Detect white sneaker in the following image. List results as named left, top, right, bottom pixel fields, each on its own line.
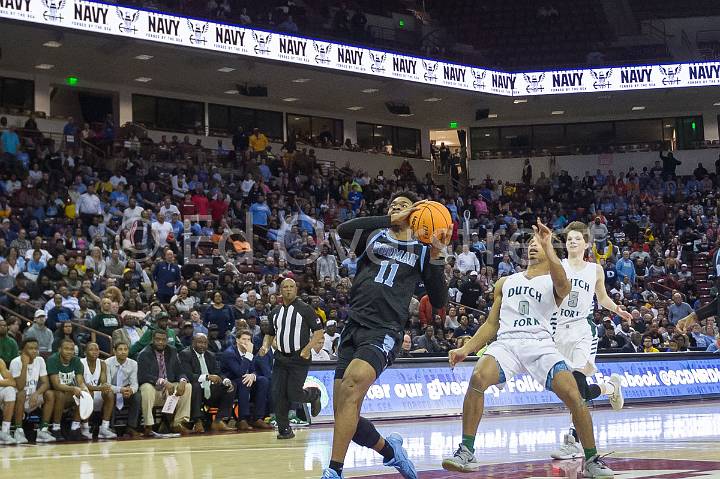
left=0, top=431, right=16, bottom=445
left=551, top=433, right=584, bottom=459
left=35, top=429, right=56, bottom=443
left=80, top=427, right=94, bottom=440
left=98, top=426, right=117, bottom=439
left=13, top=428, right=28, bottom=445
left=583, top=454, right=614, bottom=478
left=442, top=444, right=481, bottom=472
left=607, top=374, right=624, bottom=410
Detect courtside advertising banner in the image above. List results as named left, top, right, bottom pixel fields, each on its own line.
left=1, top=0, right=720, bottom=96
left=307, top=356, right=720, bottom=420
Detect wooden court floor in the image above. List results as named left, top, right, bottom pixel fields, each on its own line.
left=1, top=401, right=719, bottom=478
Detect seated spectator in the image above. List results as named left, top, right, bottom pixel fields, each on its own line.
left=170, top=285, right=196, bottom=313
left=322, top=320, right=340, bottom=357
left=23, top=310, right=53, bottom=354
left=204, top=291, right=235, bottom=341
left=46, top=338, right=90, bottom=441
left=137, top=329, right=192, bottom=436
left=51, top=322, right=80, bottom=354
left=178, top=333, right=234, bottom=433
left=90, top=297, right=120, bottom=354
left=47, top=293, right=74, bottom=331
left=79, top=343, right=116, bottom=439
left=310, top=333, right=331, bottom=361
left=668, top=293, right=693, bottom=325
left=178, top=321, right=195, bottom=349
left=689, top=323, right=714, bottom=349
left=221, top=329, right=272, bottom=431
left=598, top=326, right=626, bottom=350
left=130, top=312, right=182, bottom=358
left=105, top=341, right=142, bottom=438
left=413, top=326, right=442, bottom=354
left=9, top=338, right=53, bottom=443
left=0, top=318, right=18, bottom=366
left=642, top=335, right=660, bottom=353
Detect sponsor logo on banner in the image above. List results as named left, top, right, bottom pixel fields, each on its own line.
left=490, top=72, right=517, bottom=95
left=42, top=0, right=65, bottom=21
left=660, top=65, right=682, bottom=85
left=116, top=7, right=139, bottom=34
left=213, top=25, right=247, bottom=53
left=72, top=0, right=110, bottom=31
left=252, top=31, right=272, bottom=55
left=471, top=69, right=487, bottom=90
left=146, top=13, right=181, bottom=42
left=278, top=37, right=309, bottom=63
left=391, top=56, right=418, bottom=80
left=422, top=60, right=439, bottom=82
left=369, top=52, right=386, bottom=73
left=550, top=71, right=584, bottom=92
left=0, top=0, right=33, bottom=19
left=442, top=64, right=466, bottom=87
left=687, top=63, right=720, bottom=85
left=523, top=72, right=545, bottom=94
left=336, top=46, right=365, bottom=72
left=591, top=69, right=612, bottom=89
left=313, top=41, right=332, bottom=64
left=619, top=66, right=655, bottom=88
left=186, top=19, right=208, bottom=45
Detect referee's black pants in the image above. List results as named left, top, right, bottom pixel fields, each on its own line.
left=272, top=351, right=317, bottom=431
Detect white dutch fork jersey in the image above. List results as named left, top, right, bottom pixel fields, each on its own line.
left=552, top=259, right=597, bottom=331
left=498, top=271, right=559, bottom=340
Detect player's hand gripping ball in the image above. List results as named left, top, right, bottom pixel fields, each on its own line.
left=409, top=201, right=453, bottom=245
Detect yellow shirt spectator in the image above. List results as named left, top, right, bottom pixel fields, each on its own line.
left=249, top=130, right=269, bottom=153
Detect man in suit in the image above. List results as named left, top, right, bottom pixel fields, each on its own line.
left=222, top=329, right=273, bottom=431
left=178, top=334, right=234, bottom=433
left=621, top=332, right=643, bottom=353
left=137, top=329, right=192, bottom=436
left=112, top=315, right=143, bottom=350
left=105, top=341, right=142, bottom=438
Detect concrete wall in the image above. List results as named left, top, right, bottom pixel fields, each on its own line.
left=468, top=148, right=720, bottom=183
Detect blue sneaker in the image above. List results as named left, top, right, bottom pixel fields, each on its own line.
left=320, top=468, right=343, bottom=479
left=383, top=433, right=418, bottom=479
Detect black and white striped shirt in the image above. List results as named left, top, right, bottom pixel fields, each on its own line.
left=268, top=299, right=323, bottom=354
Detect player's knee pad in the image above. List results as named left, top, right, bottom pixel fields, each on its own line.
left=572, top=370, right=590, bottom=399
left=352, top=416, right=381, bottom=449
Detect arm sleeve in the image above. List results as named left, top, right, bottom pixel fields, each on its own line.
left=267, top=308, right=278, bottom=336
left=421, top=248, right=448, bottom=309
left=336, top=216, right=391, bottom=256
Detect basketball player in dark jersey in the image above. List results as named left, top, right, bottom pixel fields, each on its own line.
left=321, top=191, right=448, bottom=479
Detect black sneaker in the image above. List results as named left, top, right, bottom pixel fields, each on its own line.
left=309, top=389, right=322, bottom=417
left=67, top=428, right=87, bottom=442
left=277, top=427, right=295, bottom=440
left=50, top=429, right=66, bottom=442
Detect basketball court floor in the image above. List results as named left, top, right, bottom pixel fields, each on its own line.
left=1, top=401, right=718, bottom=478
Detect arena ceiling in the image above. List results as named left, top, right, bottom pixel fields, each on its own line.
left=1, top=21, right=720, bottom=128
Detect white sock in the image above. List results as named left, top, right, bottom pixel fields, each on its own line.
left=1, top=421, right=9, bottom=433
left=599, top=381, right=615, bottom=397
left=71, top=421, right=81, bottom=431
left=101, top=420, right=110, bottom=429
left=81, top=422, right=90, bottom=431
left=52, top=423, right=61, bottom=431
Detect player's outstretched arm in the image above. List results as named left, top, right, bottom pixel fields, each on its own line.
left=336, top=216, right=392, bottom=240
left=533, top=219, right=570, bottom=305
left=594, top=264, right=632, bottom=321
left=449, top=277, right=505, bottom=367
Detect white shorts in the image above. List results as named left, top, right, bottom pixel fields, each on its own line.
left=554, top=320, right=599, bottom=376
left=0, top=386, right=17, bottom=403
left=484, top=336, right=569, bottom=391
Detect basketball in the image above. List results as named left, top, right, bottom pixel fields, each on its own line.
left=409, top=201, right=453, bottom=244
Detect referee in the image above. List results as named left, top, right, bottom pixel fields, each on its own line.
left=259, top=278, right=324, bottom=439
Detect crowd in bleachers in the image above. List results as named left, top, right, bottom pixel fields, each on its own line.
left=0, top=111, right=718, bottom=444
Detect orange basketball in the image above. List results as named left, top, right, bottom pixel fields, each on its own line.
left=409, top=201, right=453, bottom=245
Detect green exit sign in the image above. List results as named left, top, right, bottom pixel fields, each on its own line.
left=66, top=76, right=79, bottom=86
left=449, top=121, right=458, bottom=129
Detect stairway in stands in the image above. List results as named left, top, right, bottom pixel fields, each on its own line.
left=694, top=251, right=712, bottom=304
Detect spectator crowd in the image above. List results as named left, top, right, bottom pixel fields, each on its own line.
left=0, top=108, right=718, bottom=445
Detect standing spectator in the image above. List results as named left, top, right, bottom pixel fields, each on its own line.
left=23, top=310, right=53, bottom=354
left=151, top=213, right=174, bottom=250
left=250, top=195, right=272, bottom=227
left=10, top=338, right=54, bottom=443
left=456, top=244, right=480, bottom=274
left=249, top=128, right=269, bottom=157
left=232, top=126, right=249, bottom=157
left=153, top=249, right=181, bottom=303
left=589, top=216, right=609, bottom=251
left=204, top=291, right=236, bottom=341
left=668, top=293, right=694, bottom=325
left=1, top=125, right=20, bottom=162
left=137, top=329, right=192, bottom=436
left=521, top=159, right=532, bottom=185
left=350, top=8, right=367, bottom=38
left=105, top=341, right=142, bottom=438
left=222, top=329, right=273, bottom=431
left=0, top=318, right=18, bottom=365
left=615, top=250, right=636, bottom=284
left=340, top=251, right=358, bottom=278
left=46, top=338, right=89, bottom=441
left=76, top=184, right=103, bottom=231
left=660, top=150, right=681, bottom=179
left=178, top=334, right=234, bottom=433
left=259, top=278, right=322, bottom=439
left=316, top=246, right=339, bottom=283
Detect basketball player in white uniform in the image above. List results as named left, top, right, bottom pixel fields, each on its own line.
left=442, top=220, right=614, bottom=478
left=80, top=343, right=116, bottom=439
left=551, top=221, right=632, bottom=460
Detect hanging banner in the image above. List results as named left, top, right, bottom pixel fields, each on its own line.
left=2, top=0, right=720, bottom=97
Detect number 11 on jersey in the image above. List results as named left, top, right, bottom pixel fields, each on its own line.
left=374, top=260, right=399, bottom=287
